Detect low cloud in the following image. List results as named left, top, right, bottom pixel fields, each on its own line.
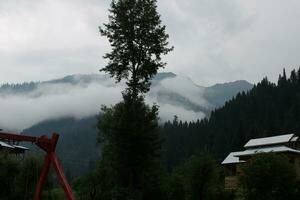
left=0, top=82, right=122, bottom=131
left=158, top=104, right=205, bottom=123
left=0, top=74, right=210, bottom=131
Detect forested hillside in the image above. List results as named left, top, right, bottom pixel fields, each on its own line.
left=21, top=68, right=300, bottom=176
left=163, top=68, right=300, bottom=168
left=22, top=117, right=99, bottom=177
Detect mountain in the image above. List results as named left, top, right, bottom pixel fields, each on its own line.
left=0, top=73, right=253, bottom=131
left=204, top=80, right=253, bottom=108
left=3, top=73, right=253, bottom=177
left=22, top=116, right=99, bottom=178
left=163, top=68, right=300, bottom=168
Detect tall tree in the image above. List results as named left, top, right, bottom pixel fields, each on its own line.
left=97, top=0, right=173, bottom=199
left=100, top=0, right=173, bottom=97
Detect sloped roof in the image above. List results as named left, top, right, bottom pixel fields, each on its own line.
left=291, top=136, right=299, bottom=142
left=222, top=145, right=300, bottom=165
left=236, top=145, right=300, bottom=157
left=0, top=142, right=29, bottom=151
left=0, top=141, right=14, bottom=149
left=13, top=145, right=29, bottom=150
left=221, top=152, right=245, bottom=165
left=244, top=134, right=294, bottom=148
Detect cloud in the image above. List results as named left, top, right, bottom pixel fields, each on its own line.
left=148, top=75, right=212, bottom=108
left=158, top=104, right=205, bottom=123
left=2, top=0, right=300, bottom=86
left=0, top=81, right=123, bottom=131
left=159, top=0, right=300, bottom=85
left=0, top=74, right=212, bottom=131
left=0, top=0, right=110, bottom=83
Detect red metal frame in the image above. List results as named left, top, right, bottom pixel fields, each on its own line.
left=0, top=132, right=76, bottom=200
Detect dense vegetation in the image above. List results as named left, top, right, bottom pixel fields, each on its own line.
left=22, top=116, right=99, bottom=179
left=239, top=153, right=300, bottom=200
left=0, top=152, right=63, bottom=200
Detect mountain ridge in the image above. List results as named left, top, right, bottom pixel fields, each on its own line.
left=0, top=72, right=253, bottom=132
left=13, top=73, right=253, bottom=178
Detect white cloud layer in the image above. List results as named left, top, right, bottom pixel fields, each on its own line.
left=0, top=74, right=208, bottom=131
left=0, top=82, right=122, bottom=131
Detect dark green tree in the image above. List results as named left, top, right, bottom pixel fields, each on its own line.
left=96, top=0, right=173, bottom=199
left=183, top=153, right=222, bottom=200
left=97, top=95, right=165, bottom=199
left=0, top=152, right=19, bottom=199
left=166, top=153, right=222, bottom=200
left=100, top=0, right=173, bottom=97
left=15, top=155, right=45, bottom=199
left=0, top=153, right=53, bottom=200
left=239, top=153, right=300, bottom=200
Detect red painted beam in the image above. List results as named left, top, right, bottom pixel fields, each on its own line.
left=0, top=132, right=38, bottom=143
left=51, top=152, right=76, bottom=200
left=0, top=132, right=76, bottom=200
left=33, top=154, right=51, bottom=200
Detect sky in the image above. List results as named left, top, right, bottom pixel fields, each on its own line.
left=1, top=0, right=300, bottom=86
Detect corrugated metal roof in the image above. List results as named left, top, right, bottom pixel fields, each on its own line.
left=0, top=141, right=15, bottom=149
left=291, top=136, right=299, bottom=142
left=236, top=145, right=300, bottom=157
left=222, top=145, right=300, bottom=165
left=13, top=145, right=29, bottom=150
left=244, top=134, right=294, bottom=148
left=221, top=152, right=246, bottom=165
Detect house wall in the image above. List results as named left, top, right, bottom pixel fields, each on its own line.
left=224, top=164, right=242, bottom=190
left=294, top=156, right=300, bottom=179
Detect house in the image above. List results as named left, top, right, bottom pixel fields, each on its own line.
left=222, top=133, right=300, bottom=190
left=0, top=140, right=29, bottom=155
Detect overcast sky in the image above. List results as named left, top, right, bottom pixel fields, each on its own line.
left=1, top=0, right=300, bottom=86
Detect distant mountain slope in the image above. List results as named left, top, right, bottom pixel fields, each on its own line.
left=15, top=73, right=253, bottom=177
left=0, top=73, right=253, bottom=131
left=22, top=116, right=99, bottom=178
left=204, top=80, right=253, bottom=108
left=163, top=68, right=300, bottom=168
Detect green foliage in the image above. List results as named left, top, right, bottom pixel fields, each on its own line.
left=97, top=94, right=163, bottom=199
left=183, top=154, right=222, bottom=200
left=73, top=171, right=102, bottom=200
left=15, top=155, right=44, bottom=199
left=239, top=153, right=300, bottom=200
left=0, top=152, right=19, bottom=199
left=0, top=152, right=55, bottom=200
left=23, top=116, right=99, bottom=178
left=100, top=0, right=173, bottom=95
left=166, top=153, right=223, bottom=200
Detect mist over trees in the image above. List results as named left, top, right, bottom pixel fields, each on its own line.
left=163, top=68, right=300, bottom=167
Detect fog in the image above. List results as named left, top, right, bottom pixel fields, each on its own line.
left=0, top=74, right=208, bottom=131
